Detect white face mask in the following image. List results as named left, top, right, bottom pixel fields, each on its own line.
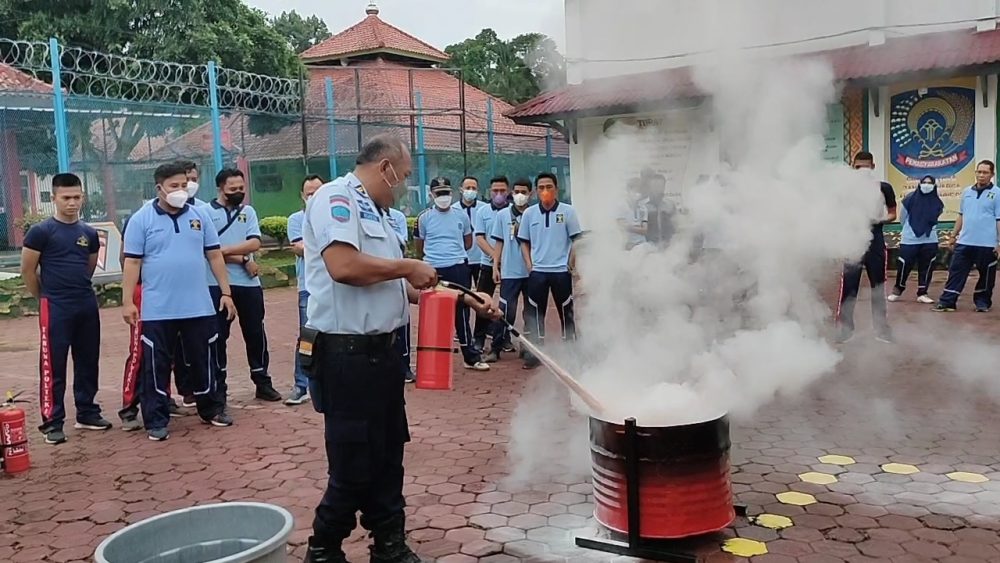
left=919, top=183, right=935, bottom=194
left=186, top=180, right=199, bottom=199
left=512, top=193, right=530, bottom=207
left=165, top=190, right=189, bottom=209
left=434, top=194, right=453, bottom=209
left=462, top=189, right=478, bottom=202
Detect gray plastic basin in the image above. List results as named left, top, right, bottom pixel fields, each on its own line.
left=94, top=502, right=294, bottom=563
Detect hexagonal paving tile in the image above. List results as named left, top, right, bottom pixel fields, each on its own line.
left=721, top=537, right=769, bottom=557
left=751, top=513, right=794, bottom=530
left=881, top=463, right=920, bottom=475
left=818, top=454, right=856, bottom=465
left=799, top=472, right=838, bottom=485
left=776, top=491, right=818, bottom=506
left=947, top=471, right=989, bottom=483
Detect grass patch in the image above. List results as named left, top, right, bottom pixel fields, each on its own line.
left=259, top=248, right=296, bottom=269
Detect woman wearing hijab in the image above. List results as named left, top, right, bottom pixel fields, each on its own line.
left=889, top=175, right=944, bottom=303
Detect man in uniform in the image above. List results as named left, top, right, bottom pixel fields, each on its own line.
left=21, top=173, right=112, bottom=444
left=205, top=168, right=283, bottom=403
left=472, top=176, right=510, bottom=357
left=122, top=162, right=236, bottom=441
left=485, top=178, right=533, bottom=362
left=455, top=176, right=486, bottom=288
left=518, top=172, right=583, bottom=369
left=302, top=135, right=498, bottom=563
left=285, top=174, right=325, bottom=405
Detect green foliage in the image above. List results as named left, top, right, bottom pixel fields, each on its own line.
left=14, top=212, right=49, bottom=234
left=259, top=216, right=289, bottom=247
left=272, top=10, right=332, bottom=53
left=444, top=29, right=566, bottom=104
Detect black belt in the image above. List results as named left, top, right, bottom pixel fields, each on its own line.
left=320, top=332, right=396, bottom=355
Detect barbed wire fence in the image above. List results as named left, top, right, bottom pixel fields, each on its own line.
left=0, top=37, right=567, bottom=258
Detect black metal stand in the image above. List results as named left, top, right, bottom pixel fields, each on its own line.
left=575, top=417, right=747, bottom=563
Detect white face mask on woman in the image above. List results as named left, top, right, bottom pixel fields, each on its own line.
left=919, top=183, right=935, bottom=194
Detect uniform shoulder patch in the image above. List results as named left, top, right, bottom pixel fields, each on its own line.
left=330, top=194, right=352, bottom=223
left=76, top=235, right=90, bottom=247
left=556, top=213, right=565, bottom=223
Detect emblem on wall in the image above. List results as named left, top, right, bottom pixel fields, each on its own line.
left=889, top=86, right=975, bottom=178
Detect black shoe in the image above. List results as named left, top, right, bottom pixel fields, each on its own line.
left=181, top=394, right=197, bottom=408
left=932, top=303, right=956, bottom=312
left=44, top=428, right=67, bottom=445
left=500, top=342, right=516, bottom=353
left=303, top=536, right=349, bottom=563
left=522, top=356, right=541, bottom=370
left=74, top=416, right=113, bottom=431
left=482, top=351, right=500, bottom=363
left=202, top=412, right=234, bottom=427
left=168, top=400, right=184, bottom=418
left=874, top=331, right=895, bottom=344
left=255, top=384, right=283, bottom=402
left=404, top=369, right=416, bottom=384
left=369, top=517, right=423, bottom=563
left=833, top=329, right=854, bottom=344
left=976, top=306, right=992, bottom=313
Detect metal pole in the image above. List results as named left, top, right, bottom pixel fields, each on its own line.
left=299, top=68, right=308, bottom=172
left=458, top=71, right=467, bottom=175
left=207, top=61, right=225, bottom=172
left=48, top=38, right=70, bottom=173
left=416, top=92, right=427, bottom=210
left=487, top=98, right=496, bottom=179
left=325, top=78, right=338, bottom=178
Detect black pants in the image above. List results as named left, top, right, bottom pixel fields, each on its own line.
left=210, top=285, right=273, bottom=400
left=473, top=265, right=498, bottom=347
left=37, top=296, right=101, bottom=431
left=312, top=334, right=409, bottom=545
left=491, top=277, right=530, bottom=348
left=140, top=316, right=223, bottom=430
left=393, top=322, right=411, bottom=373
left=469, top=264, right=483, bottom=291
left=435, top=263, right=481, bottom=364
left=838, top=241, right=888, bottom=334
left=524, top=271, right=576, bottom=343
left=939, top=244, right=998, bottom=309
left=894, top=243, right=938, bottom=296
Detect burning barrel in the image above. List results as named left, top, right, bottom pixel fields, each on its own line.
left=589, top=414, right=735, bottom=539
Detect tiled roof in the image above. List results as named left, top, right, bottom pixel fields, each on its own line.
left=0, top=62, right=52, bottom=94
left=300, top=9, right=448, bottom=64
left=507, top=27, right=1000, bottom=121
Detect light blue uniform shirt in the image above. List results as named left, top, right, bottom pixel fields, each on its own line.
left=416, top=206, right=472, bottom=269
left=303, top=173, right=409, bottom=334
left=898, top=202, right=938, bottom=245
left=123, top=201, right=220, bottom=322
left=517, top=202, right=583, bottom=273
left=288, top=209, right=306, bottom=291
left=387, top=208, right=409, bottom=246
left=474, top=203, right=505, bottom=266
left=203, top=201, right=262, bottom=287
left=490, top=206, right=530, bottom=280
left=957, top=184, right=1000, bottom=248
left=453, top=200, right=485, bottom=264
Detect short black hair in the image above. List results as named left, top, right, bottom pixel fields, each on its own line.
left=430, top=176, right=452, bottom=191
left=512, top=178, right=533, bottom=190
left=462, top=175, right=479, bottom=185
left=535, top=172, right=558, bottom=187
left=356, top=134, right=407, bottom=165
left=853, top=151, right=875, bottom=163
left=303, top=174, right=325, bottom=186
left=154, top=162, right=188, bottom=184
left=979, top=159, right=996, bottom=173
left=178, top=160, right=198, bottom=173
left=215, top=168, right=245, bottom=188
left=51, top=173, right=83, bottom=194
left=489, top=176, right=509, bottom=187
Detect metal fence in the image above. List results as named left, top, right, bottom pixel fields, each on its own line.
left=0, top=38, right=568, bottom=258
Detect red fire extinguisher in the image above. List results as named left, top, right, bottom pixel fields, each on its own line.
left=415, top=289, right=459, bottom=390
left=0, top=391, right=30, bottom=475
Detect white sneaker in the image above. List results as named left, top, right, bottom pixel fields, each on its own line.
left=917, top=295, right=934, bottom=304
left=464, top=361, right=490, bottom=371
left=887, top=294, right=901, bottom=302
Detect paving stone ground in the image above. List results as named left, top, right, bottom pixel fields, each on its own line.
left=2, top=281, right=1000, bottom=562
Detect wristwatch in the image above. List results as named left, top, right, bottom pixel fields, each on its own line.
left=242, top=255, right=250, bottom=264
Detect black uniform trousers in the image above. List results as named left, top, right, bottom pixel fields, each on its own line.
left=469, top=264, right=484, bottom=291
left=435, top=263, right=481, bottom=365
left=939, top=244, right=998, bottom=309
left=37, top=296, right=101, bottom=432
left=140, top=315, right=224, bottom=430
left=473, top=265, right=498, bottom=347
left=523, top=270, right=577, bottom=343
left=210, top=285, right=273, bottom=401
left=838, top=237, right=889, bottom=334
left=490, top=277, right=530, bottom=349
left=312, top=334, right=410, bottom=544
left=894, top=243, right=938, bottom=297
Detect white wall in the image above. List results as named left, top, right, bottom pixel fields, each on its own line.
left=567, top=0, right=999, bottom=81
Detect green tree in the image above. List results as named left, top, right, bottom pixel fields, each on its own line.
left=444, top=29, right=566, bottom=105
left=272, top=10, right=332, bottom=54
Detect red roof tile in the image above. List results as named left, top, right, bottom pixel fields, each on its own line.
left=507, top=27, right=1000, bottom=121
left=0, top=62, right=52, bottom=94
left=300, top=8, right=448, bottom=64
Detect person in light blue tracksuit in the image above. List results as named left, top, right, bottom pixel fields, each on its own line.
left=889, top=175, right=943, bottom=304
left=285, top=175, right=324, bottom=405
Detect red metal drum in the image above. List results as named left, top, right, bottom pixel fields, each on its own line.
left=589, top=414, right=735, bottom=539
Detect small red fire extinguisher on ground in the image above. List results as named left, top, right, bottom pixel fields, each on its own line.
left=1, top=391, right=31, bottom=475
left=415, top=288, right=460, bottom=390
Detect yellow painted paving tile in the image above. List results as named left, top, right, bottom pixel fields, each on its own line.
left=947, top=471, right=989, bottom=483
left=751, top=513, right=794, bottom=530
left=722, top=538, right=768, bottom=557
left=799, top=472, right=838, bottom=485
left=776, top=491, right=817, bottom=506
left=818, top=454, right=855, bottom=465
left=881, top=463, right=919, bottom=475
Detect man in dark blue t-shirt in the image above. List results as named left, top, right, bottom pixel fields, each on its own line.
left=20, top=173, right=112, bottom=445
